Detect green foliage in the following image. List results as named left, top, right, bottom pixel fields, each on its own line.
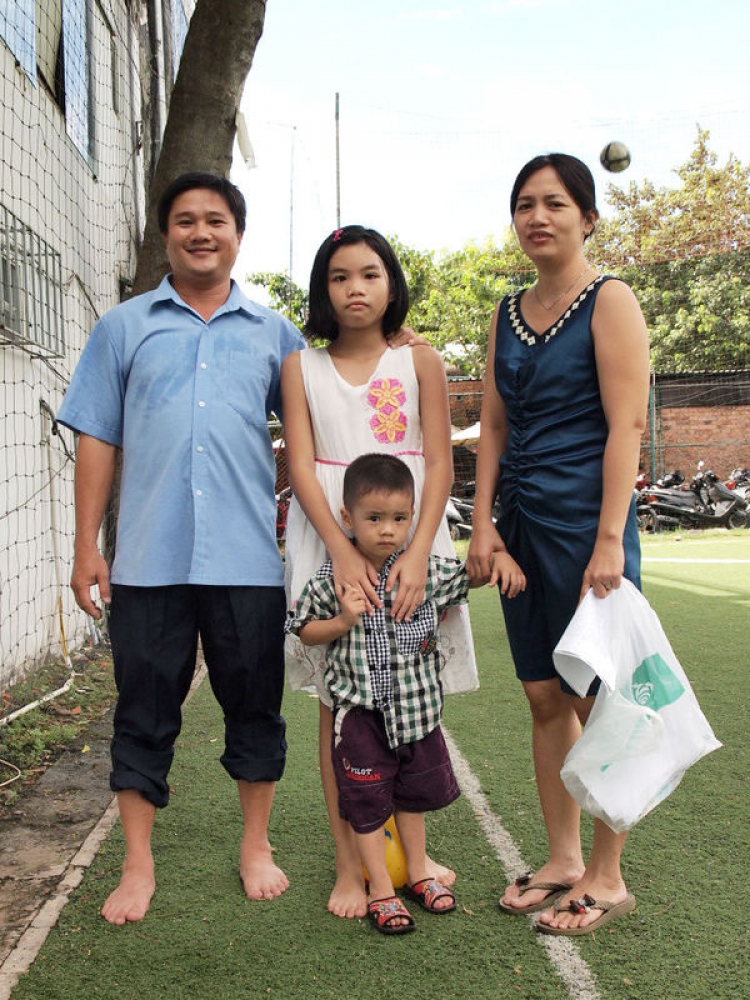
left=394, top=236, right=533, bottom=376
left=591, top=128, right=750, bottom=372
left=248, top=271, right=309, bottom=331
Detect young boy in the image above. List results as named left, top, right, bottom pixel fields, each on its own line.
left=285, top=454, right=523, bottom=934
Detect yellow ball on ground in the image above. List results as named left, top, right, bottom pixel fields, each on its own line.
left=362, top=815, right=408, bottom=888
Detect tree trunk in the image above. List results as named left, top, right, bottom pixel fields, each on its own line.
left=132, top=0, right=266, bottom=296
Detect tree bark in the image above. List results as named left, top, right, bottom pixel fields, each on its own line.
left=132, top=0, right=266, bottom=296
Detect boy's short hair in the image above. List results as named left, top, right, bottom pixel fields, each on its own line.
left=157, top=172, right=247, bottom=234
left=343, top=454, right=415, bottom=510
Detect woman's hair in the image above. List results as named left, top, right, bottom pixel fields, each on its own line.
left=510, top=153, right=598, bottom=237
left=343, top=453, right=415, bottom=510
left=305, top=225, right=410, bottom=341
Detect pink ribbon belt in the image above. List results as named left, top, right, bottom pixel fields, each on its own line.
left=315, top=451, right=424, bottom=467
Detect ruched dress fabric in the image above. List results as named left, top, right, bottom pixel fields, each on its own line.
left=284, top=345, right=478, bottom=701
left=493, top=277, right=641, bottom=689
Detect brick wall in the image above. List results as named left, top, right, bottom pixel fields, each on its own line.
left=448, top=385, right=750, bottom=482
left=643, top=405, right=750, bottom=478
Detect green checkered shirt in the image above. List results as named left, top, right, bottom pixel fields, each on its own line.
left=285, top=554, right=469, bottom=749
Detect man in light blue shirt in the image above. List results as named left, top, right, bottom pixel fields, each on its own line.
left=58, top=172, right=304, bottom=925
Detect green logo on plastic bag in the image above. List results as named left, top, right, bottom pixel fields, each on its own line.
left=629, top=653, right=685, bottom=710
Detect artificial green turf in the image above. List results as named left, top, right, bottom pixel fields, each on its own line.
left=447, top=531, right=750, bottom=1000
left=11, top=531, right=750, bottom=1000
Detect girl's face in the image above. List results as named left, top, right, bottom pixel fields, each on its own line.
left=327, top=242, right=392, bottom=333
left=512, top=166, right=595, bottom=264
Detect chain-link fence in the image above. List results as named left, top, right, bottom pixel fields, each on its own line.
left=0, top=1, right=193, bottom=691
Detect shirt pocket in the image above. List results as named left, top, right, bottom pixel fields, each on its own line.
left=218, top=350, right=271, bottom=427
left=395, top=602, right=437, bottom=658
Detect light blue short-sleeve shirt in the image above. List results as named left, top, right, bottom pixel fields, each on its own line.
left=58, top=277, right=304, bottom=587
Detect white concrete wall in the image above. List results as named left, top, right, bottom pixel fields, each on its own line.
left=0, top=1, right=144, bottom=686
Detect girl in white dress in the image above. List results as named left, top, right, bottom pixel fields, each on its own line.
left=281, top=226, right=478, bottom=920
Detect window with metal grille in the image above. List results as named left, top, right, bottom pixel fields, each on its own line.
left=0, top=204, right=65, bottom=357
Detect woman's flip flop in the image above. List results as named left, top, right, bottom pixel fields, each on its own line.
left=536, top=892, right=636, bottom=936
left=498, top=871, right=573, bottom=915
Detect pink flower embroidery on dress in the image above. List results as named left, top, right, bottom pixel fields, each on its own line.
left=370, top=408, right=407, bottom=444
left=366, top=377, right=408, bottom=443
left=367, top=378, right=406, bottom=411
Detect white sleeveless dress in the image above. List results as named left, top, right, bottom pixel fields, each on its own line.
left=284, top=345, right=478, bottom=700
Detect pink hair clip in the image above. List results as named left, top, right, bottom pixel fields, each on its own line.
left=332, top=228, right=343, bottom=241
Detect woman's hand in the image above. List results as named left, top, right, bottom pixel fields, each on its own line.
left=386, top=325, right=430, bottom=348
left=488, top=551, right=526, bottom=597
left=580, top=536, right=625, bottom=602
left=331, top=544, right=381, bottom=614
left=467, top=520, right=507, bottom=585
left=385, top=548, right=428, bottom=622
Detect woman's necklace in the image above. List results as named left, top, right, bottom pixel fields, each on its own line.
left=533, top=264, right=592, bottom=312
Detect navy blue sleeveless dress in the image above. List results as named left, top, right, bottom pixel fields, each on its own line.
left=493, top=276, right=641, bottom=692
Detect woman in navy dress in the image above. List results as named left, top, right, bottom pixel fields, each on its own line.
left=467, top=154, right=650, bottom=935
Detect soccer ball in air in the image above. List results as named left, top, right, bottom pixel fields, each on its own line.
left=600, top=141, right=631, bottom=173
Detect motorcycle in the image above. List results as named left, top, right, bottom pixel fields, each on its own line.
left=446, top=496, right=473, bottom=540
left=704, top=470, right=749, bottom=528
left=637, top=461, right=748, bottom=531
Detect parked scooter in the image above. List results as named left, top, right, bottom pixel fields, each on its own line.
left=704, top=469, right=749, bottom=527
left=637, top=461, right=748, bottom=530
left=446, top=496, right=474, bottom=539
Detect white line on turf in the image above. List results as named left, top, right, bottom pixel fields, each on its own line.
left=643, top=557, right=750, bottom=563
left=442, top=728, right=603, bottom=1000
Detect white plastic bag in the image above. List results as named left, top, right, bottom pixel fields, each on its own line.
left=553, top=580, right=721, bottom=832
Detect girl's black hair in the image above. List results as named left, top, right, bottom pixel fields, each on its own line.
left=510, top=153, right=598, bottom=238
left=305, top=225, right=410, bottom=341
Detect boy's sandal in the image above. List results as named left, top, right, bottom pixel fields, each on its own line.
left=367, top=896, right=416, bottom=935
left=498, top=871, right=573, bottom=915
left=536, top=892, right=636, bottom=936
left=404, top=878, right=456, bottom=914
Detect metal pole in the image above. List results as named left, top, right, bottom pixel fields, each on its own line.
left=289, top=126, right=295, bottom=318
left=649, top=370, right=657, bottom=482
left=335, top=92, right=341, bottom=226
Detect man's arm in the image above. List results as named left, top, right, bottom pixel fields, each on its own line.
left=70, top=434, right=118, bottom=618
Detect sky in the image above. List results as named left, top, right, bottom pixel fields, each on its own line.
left=232, top=0, right=750, bottom=295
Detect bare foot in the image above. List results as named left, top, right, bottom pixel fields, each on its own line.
left=240, top=840, right=289, bottom=901
left=101, top=860, right=155, bottom=925
left=427, top=856, right=456, bottom=889
left=328, top=868, right=368, bottom=919
left=501, top=861, right=584, bottom=911
left=537, top=874, right=630, bottom=931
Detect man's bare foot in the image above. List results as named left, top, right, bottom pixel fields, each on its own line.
left=427, top=856, right=456, bottom=889
left=500, top=861, right=584, bottom=912
left=101, top=860, right=155, bottom=925
left=537, top=874, right=630, bottom=932
left=240, top=839, right=289, bottom=901
left=328, top=868, right=368, bottom=919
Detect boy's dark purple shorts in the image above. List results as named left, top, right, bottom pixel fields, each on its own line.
left=331, top=706, right=460, bottom=834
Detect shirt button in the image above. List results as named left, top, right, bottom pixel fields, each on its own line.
left=198, top=400, right=206, bottom=407
left=200, top=362, right=207, bottom=370
left=196, top=445, right=204, bottom=453
left=195, top=489, right=203, bottom=497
